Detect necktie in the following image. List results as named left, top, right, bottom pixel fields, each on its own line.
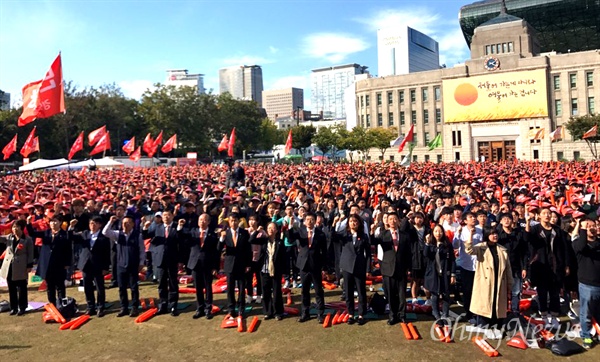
left=392, top=231, right=398, bottom=252
left=165, top=225, right=169, bottom=238
left=232, top=229, right=237, bottom=246
left=200, top=230, right=205, bottom=248
left=308, top=229, right=313, bottom=248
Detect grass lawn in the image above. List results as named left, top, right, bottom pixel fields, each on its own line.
left=1, top=281, right=598, bottom=361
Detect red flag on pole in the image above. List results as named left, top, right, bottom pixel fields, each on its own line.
left=68, top=131, right=84, bottom=160
left=32, top=137, right=40, bottom=153
left=88, top=125, right=107, bottom=146
left=90, top=131, right=111, bottom=155
left=20, top=126, right=37, bottom=158
left=2, top=134, right=17, bottom=160
left=122, top=136, right=135, bottom=155
left=153, top=131, right=163, bottom=149
left=129, top=146, right=141, bottom=162
left=161, top=134, right=177, bottom=153
left=582, top=125, right=598, bottom=139
left=227, top=128, right=236, bottom=157
left=18, top=54, right=65, bottom=126
left=284, top=129, right=293, bottom=155
left=398, top=124, right=414, bottom=153
left=217, top=134, right=228, bottom=152
left=142, top=133, right=154, bottom=155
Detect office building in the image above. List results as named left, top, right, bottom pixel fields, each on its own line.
left=311, top=64, right=369, bottom=119
left=0, top=90, right=10, bottom=110
left=377, top=26, right=440, bottom=76
left=219, top=65, right=264, bottom=106
left=262, top=87, right=304, bottom=120
left=165, top=69, right=205, bottom=94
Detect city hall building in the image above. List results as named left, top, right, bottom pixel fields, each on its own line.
left=354, top=0, right=600, bottom=162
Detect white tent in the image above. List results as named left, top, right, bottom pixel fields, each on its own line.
left=18, top=158, right=69, bottom=171
left=56, top=157, right=124, bottom=170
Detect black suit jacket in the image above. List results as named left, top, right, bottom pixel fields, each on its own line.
left=339, top=232, right=372, bottom=276
left=219, top=228, right=251, bottom=275
left=142, top=223, right=181, bottom=268
left=290, top=226, right=328, bottom=273
left=252, top=236, right=287, bottom=276
left=376, top=226, right=412, bottom=278
left=29, top=227, right=72, bottom=279
left=184, top=228, right=220, bottom=272
left=72, top=230, right=111, bottom=272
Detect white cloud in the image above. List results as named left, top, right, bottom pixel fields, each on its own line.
left=269, top=46, right=279, bottom=54
left=354, top=8, right=443, bottom=35
left=221, top=55, right=274, bottom=66
left=437, top=27, right=470, bottom=67
left=118, top=80, right=154, bottom=100
left=302, top=33, right=370, bottom=63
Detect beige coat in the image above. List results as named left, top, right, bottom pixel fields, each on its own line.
left=0, top=234, right=34, bottom=282
left=465, top=241, right=513, bottom=319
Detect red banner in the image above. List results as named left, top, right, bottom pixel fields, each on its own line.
left=20, top=126, right=37, bottom=158
left=2, top=134, right=18, bottom=160
left=122, top=136, right=135, bottom=155
left=227, top=128, right=236, bottom=157
left=90, top=131, right=111, bottom=155
left=161, top=134, right=177, bottom=153
left=68, top=131, right=84, bottom=160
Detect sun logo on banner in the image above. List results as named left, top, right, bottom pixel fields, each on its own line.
left=454, top=83, right=478, bottom=106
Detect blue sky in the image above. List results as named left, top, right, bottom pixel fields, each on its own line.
left=0, top=0, right=472, bottom=110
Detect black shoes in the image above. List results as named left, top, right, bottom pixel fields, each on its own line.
left=16, top=310, right=25, bottom=316
left=275, top=315, right=283, bottom=321
left=129, top=308, right=139, bottom=317
left=9, top=310, right=18, bottom=316
left=193, top=310, right=205, bottom=319
left=116, top=309, right=129, bottom=317
left=347, top=317, right=356, bottom=325
left=85, top=309, right=96, bottom=316
left=297, top=315, right=309, bottom=323
left=317, top=315, right=325, bottom=324
left=264, top=314, right=273, bottom=320
left=357, top=317, right=366, bottom=326
left=206, top=312, right=213, bottom=320
left=156, top=308, right=169, bottom=315
left=387, top=317, right=399, bottom=325
left=97, top=309, right=105, bottom=318
left=170, top=308, right=179, bottom=317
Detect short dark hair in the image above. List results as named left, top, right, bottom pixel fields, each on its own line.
left=229, top=212, right=240, bottom=220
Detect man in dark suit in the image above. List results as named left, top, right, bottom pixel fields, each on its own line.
left=69, top=216, right=111, bottom=317
left=219, top=212, right=251, bottom=318
left=290, top=212, right=328, bottom=323
left=103, top=215, right=146, bottom=317
left=258, top=222, right=287, bottom=320
left=27, top=215, right=72, bottom=307
left=183, top=213, right=220, bottom=320
left=377, top=212, right=412, bottom=325
left=142, top=210, right=181, bottom=316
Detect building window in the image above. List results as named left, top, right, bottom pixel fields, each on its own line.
left=555, top=99, right=562, bottom=116
left=399, top=90, right=404, bottom=104
left=436, top=155, right=442, bottom=163
left=389, top=155, right=394, bottom=161
left=587, top=71, right=594, bottom=87
left=400, top=111, right=405, bottom=125
left=411, top=110, right=417, bottom=124
left=589, top=96, right=595, bottom=114
left=377, top=113, right=383, bottom=127
left=366, top=114, right=371, bottom=127
left=502, top=43, right=508, bottom=53
left=413, top=155, right=418, bottom=162
left=557, top=151, right=564, bottom=160
left=574, top=151, right=580, bottom=160
left=423, top=110, right=429, bottom=124
left=435, top=108, right=441, bottom=123
left=365, top=95, right=370, bottom=106
left=422, top=88, right=428, bottom=102
left=570, top=73, right=577, bottom=88
left=410, top=89, right=416, bottom=103
left=378, top=155, right=383, bottom=160
left=387, top=91, right=393, bottom=104
left=553, top=75, right=560, bottom=90
left=571, top=98, right=578, bottom=115
left=424, top=132, right=430, bottom=144
left=455, top=152, right=460, bottom=161
left=533, top=149, right=539, bottom=160
left=360, top=96, right=364, bottom=107
left=360, top=115, right=364, bottom=127
left=508, top=42, right=513, bottom=52
left=425, top=155, right=430, bottom=163
left=388, top=113, right=394, bottom=126
left=452, top=130, right=462, bottom=146
left=434, top=87, right=441, bottom=101
left=377, top=93, right=382, bottom=105
left=485, top=45, right=491, bottom=55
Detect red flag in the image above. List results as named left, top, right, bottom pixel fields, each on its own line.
left=284, top=130, right=293, bottom=155
left=2, top=134, right=17, bottom=160
left=153, top=131, right=163, bottom=149
left=217, top=134, right=228, bottom=152
left=68, top=131, right=84, bottom=160
left=142, top=133, right=154, bottom=155
left=122, top=136, right=135, bottom=155
left=227, top=128, right=236, bottom=157
left=90, top=131, right=111, bottom=155
left=32, top=137, right=40, bottom=153
left=88, top=125, right=107, bottom=146
left=18, top=54, right=65, bottom=126
left=129, top=146, right=141, bottom=162
left=161, top=134, right=177, bottom=153
left=20, top=126, right=37, bottom=158
left=398, top=124, right=414, bottom=152
left=582, top=125, right=598, bottom=139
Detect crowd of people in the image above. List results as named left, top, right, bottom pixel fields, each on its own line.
left=0, top=159, right=599, bottom=348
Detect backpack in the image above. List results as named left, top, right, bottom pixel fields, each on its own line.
left=58, top=297, right=77, bottom=320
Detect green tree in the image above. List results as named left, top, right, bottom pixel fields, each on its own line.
left=368, top=127, right=397, bottom=161
left=291, top=125, right=316, bottom=158
left=565, top=114, right=600, bottom=160
left=349, top=127, right=374, bottom=161
left=256, top=119, right=281, bottom=153
left=312, top=126, right=339, bottom=157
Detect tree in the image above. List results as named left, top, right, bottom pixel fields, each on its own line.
left=350, top=127, right=374, bottom=161
left=256, top=119, right=281, bottom=153
left=565, top=114, right=600, bottom=160
left=312, top=126, right=339, bottom=157
left=368, top=127, right=397, bottom=161
left=291, top=125, right=316, bottom=158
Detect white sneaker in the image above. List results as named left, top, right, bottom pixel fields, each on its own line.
left=292, top=281, right=299, bottom=289
left=424, top=299, right=432, bottom=307
left=246, top=295, right=253, bottom=304
left=411, top=298, right=418, bottom=305
left=255, top=296, right=262, bottom=304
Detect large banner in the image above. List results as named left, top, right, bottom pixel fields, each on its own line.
left=442, top=69, right=548, bottom=123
